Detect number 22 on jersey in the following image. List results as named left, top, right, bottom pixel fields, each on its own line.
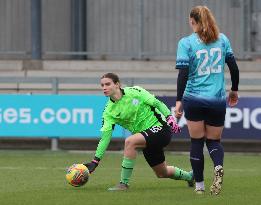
left=196, top=47, right=222, bottom=76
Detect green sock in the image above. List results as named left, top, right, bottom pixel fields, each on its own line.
left=172, top=167, right=192, bottom=181
left=120, top=157, right=135, bottom=185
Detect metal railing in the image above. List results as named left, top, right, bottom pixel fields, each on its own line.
left=0, top=74, right=260, bottom=151
left=1, top=0, right=261, bottom=60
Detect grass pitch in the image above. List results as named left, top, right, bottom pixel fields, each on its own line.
left=0, top=150, right=260, bottom=205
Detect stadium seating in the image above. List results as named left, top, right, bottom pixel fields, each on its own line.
left=0, top=60, right=260, bottom=96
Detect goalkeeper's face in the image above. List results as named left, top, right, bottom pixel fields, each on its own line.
left=100, top=77, right=120, bottom=97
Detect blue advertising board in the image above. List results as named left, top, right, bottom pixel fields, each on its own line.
left=158, top=96, right=261, bottom=140
left=0, top=95, right=260, bottom=140
left=0, top=95, right=123, bottom=138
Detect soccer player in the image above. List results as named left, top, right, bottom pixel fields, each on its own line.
left=84, top=72, right=194, bottom=191
left=175, top=6, right=239, bottom=195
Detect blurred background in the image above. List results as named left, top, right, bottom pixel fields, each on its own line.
left=0, top=0, right=260, bottom=152
left=1, top=0, right=261, bottom=60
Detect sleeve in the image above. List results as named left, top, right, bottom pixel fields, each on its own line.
left=176, top=38, right=190, bottom=69
left=94, top=108, right=115, bottom=160
left=131, top=86, right=171, bottom=117
left=151, top=98, right=171, bottom=117
left=223, top=34, right=234, bottom=62
left=223, top=34, right=239, bottom=91
left=94, top=130, right=113, bottom=160
left=227, top=58, right=239, bottom=91
left=176, top=68, right=189, bottom=101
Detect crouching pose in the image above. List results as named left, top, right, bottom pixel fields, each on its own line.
left=84, top=72, right=194, bottom=191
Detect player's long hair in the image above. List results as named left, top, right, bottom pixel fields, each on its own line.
left=190, top=6, right=219, bottom=44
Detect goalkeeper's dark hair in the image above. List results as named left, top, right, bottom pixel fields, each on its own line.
left=101, top=73, right=120, bottom=84
left=190, top=5, right=219, bottom=44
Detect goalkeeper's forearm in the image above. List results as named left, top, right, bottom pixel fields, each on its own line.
left=94, top=130, right=112, bottom=160
left=153, top=98, right=171, bottom=117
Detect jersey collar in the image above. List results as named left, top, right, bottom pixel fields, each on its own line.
left=110, top=88, right=125, bottom=103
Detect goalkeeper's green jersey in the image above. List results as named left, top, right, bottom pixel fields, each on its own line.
left=95, top=86, right=171, bottom=159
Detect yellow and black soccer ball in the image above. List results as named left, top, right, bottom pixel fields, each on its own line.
left=66, top=164, right=89, bottom=187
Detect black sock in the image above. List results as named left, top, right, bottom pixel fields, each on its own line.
left=190, top=137, right=205, bottom=182
left=206, top=139, right=224, bottom=167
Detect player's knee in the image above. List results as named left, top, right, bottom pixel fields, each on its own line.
left=124, top=138, right=134, bottom=149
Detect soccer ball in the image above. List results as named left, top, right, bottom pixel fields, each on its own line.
left=66, top=164, right=89, bottom=187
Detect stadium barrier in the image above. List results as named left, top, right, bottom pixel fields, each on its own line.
left=0, top=94, right=260, bottom=152
left=0, top=73, right=260, bottom=97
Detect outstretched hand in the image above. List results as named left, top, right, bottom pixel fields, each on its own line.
left=167, top=115, right=181, bottom=133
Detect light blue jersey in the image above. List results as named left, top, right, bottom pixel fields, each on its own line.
left=176, top=33, right=234, bottom=100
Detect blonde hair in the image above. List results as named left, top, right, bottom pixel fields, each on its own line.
left=190, top=6, right=219, bottom=44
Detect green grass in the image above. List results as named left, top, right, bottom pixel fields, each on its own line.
left=0, top=150, right=260, bottom=205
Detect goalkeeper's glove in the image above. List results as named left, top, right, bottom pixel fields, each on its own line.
left=84, top=157, right=100, bottom=174
left=166, top=115, right=181, bottom=133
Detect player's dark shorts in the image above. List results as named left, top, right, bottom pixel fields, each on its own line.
left=141, top=125, right=172, bottom=167
left=183, top=95, right=226, bottom=127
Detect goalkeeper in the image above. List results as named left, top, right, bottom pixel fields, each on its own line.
left=84, top=72, right=194, bottom=191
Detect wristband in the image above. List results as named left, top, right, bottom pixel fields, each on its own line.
left=92, top=159, right=99, bottom=164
